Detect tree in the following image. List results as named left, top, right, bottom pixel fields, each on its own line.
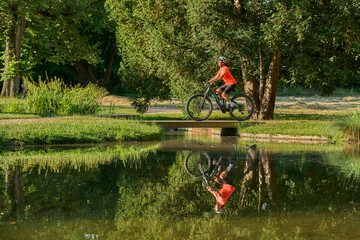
left=0, top=0, right=118, bottom=97
left=0, top=0, right=26, bottom=96
left=107, top=0, right=360, bottom=119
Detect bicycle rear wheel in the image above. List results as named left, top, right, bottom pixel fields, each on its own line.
left=186, top=94, right=213, bottom=121
left=229, top=94, right=254, bottom=121
left=184, top=152, right=211, bottom=178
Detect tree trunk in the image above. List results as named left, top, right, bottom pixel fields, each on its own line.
left=66, top=61, right=97, bottom=85
left=259, top=150, right=279, bottom=211
left=101, top=43, right=117, bottom=86
left=241, top=59, right=260, bottom=115
left=258, top=157, right=264, bottom=212
left=240, top=149, right=258, bottom=207
left=259, top=51, right=281, bottom=119
left=5, top=162, right=10, bottom=189
left=13, top=166, right=25, bottom=214
left=241, top=51, right=281, bottom=120
left=1, top=14, right=26, bottom=97
left=66, top=44, right=117, bottom=87
left=259, top=42, right=265, bottom=104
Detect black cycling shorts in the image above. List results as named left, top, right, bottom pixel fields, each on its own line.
left=217, top=84, right=236, bottom=94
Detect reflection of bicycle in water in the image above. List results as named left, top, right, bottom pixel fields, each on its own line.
left=184, top=151, right=254, bottom=179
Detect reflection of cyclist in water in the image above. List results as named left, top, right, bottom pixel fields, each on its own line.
left=205, top=161, right=235, bottom=214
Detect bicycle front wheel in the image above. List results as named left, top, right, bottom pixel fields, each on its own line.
left=229, top=94, right=254, bottom=121
left=184, top=152, right=211, bottom=178
left=186, top=94, right=213, bottom=121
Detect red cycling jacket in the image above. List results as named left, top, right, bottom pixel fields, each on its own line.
left=209, top=184, right=235, bottom=207
left=211, top=65, right=237, bottom=86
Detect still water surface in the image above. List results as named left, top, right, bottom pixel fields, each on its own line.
left=1, top=132, right=360, bottom=239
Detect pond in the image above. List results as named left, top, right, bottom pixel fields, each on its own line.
left=1, top=132, right=360, bottom=239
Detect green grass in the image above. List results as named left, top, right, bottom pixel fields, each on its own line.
left=237, top=121, right=333, bottom=138
left=0, top=113, right=50, bottom=120
left=0, top=117, right=161, bottom=146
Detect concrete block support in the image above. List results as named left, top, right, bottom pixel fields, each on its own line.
left=220, top=128, right=238, bottom=136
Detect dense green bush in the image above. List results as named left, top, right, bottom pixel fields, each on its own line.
left=23, top=77, right=107, bottom=114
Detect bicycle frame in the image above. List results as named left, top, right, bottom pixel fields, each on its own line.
left=201, top=156, right=223, bottom=183
left=201, top=83, right=228, bottom=113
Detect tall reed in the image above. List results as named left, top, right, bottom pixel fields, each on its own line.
left=24, top=76, right=107, bottom=115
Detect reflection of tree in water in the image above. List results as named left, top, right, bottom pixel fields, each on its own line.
left=0, top=144, right=159, bottom=225
left=2, top=163, right=25, bottom=222
left=240, top=149, right=278, bottom=212
left=2, top=145, right=360, bottom=239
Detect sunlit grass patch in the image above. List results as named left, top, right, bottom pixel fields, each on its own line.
left=0, top=118, right=161, bottom=146
left=237, top=120, right=331, bottom=137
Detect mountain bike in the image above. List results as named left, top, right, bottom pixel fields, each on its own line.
left=185, top=81, right=254, bottom=121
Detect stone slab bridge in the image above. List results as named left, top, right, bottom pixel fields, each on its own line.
left=140, top=120, right=241, bottom=136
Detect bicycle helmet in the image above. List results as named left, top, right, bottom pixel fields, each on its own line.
left=217, top=56, right=227, bottom=63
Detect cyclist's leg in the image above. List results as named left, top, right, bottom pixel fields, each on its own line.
left=220, top=160, right=234, bottom=179
left=221, top=84, right=236, bottom=103
left=216, top=84, right=227, bottom=101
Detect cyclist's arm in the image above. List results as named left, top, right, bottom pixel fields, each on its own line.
left=209, top=71, right=226, bottom=84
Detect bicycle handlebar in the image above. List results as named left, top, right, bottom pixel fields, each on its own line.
left=205, top=78, right=221, bottom=86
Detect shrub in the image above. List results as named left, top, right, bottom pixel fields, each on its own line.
left=24, top=77, right=66, bottom=113
left=335, top=111, right=360, bottom=141
left=0, top=97, right=26, bottom=113
left=23, top=76, right=107, bottom=115
left=62, top=83, right=107, bottom=115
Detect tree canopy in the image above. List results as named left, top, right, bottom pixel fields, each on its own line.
left=106, top=0, right=360, bottom=118
left=0, top=0, right=359, bottom=117
left=0, top=0, right=118, bottom=96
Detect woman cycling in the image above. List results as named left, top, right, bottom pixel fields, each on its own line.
left=208, top=56, right=237, bottom=113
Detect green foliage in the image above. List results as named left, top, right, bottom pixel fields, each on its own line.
left=0, top=97, right=26, bottom=112
left=106, top=0, right=360, bottom=109
left=334, top=111, right=360, bottom=141
left=0, top=0, right=118, bottom=89
left=61, top=83, right=108, bottom=115
left=24, top=77, right=107, bottom=115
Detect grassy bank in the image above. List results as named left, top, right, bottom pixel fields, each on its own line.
left=1, top=91, right=358, bottom=143
left=237, top=121, right=333, bottom=138
left=0, top=117, right=161, bottom=146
